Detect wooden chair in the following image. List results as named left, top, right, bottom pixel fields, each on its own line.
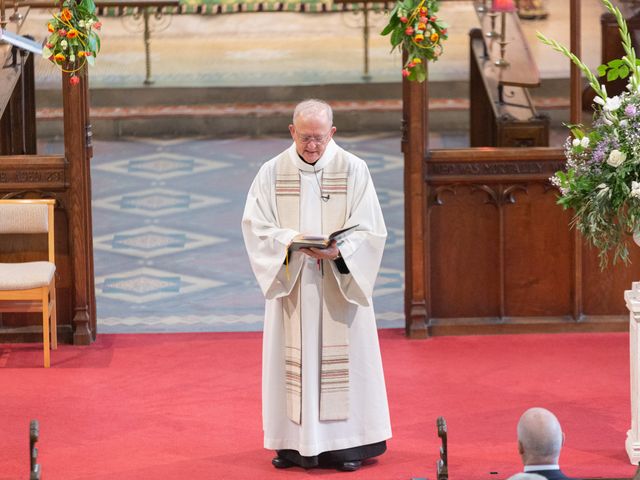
left=0, top=199, right=57, bottom=368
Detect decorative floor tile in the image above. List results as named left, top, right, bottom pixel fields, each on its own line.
left=94, top=152, right=231, bottom=180
left=83, top=134, right=405, bottom=331
left=374, top=266, right=404, bottom=298
left=94, top=225, right=226, bottom=259
left=377, top=187, right=404, bottom=208
left=95, top=267, right=225, bottom=304
left=93, top=188, right=227, bottom=217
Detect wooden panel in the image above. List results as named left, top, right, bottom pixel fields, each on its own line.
left=503, top=183, right=572, bottom=316
left=419, top=148, right=631, bottom=336
left=582, top=238, right=640, bottom=315
left=429, top=185, right=500, bottom=318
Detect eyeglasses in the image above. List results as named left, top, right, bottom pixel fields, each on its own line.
left=297, top=131, right=332, bottom=145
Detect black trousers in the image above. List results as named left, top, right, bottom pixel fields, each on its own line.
left=276, top=441, right=387, bottom=469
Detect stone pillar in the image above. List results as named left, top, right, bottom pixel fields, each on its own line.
left=625, top=282, right=640, bottom=465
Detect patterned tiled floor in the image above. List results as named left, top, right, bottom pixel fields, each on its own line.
left=57, top=133, right=412, bottom=332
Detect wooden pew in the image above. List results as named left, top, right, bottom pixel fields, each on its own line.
left=469, top=13, right=549, bottom=147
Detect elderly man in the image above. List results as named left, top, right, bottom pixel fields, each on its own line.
left=242, top=99, right=391, bottom=472
left=516, top=408, right=578, bottom=480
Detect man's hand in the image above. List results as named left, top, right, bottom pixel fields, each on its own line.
left=300, top=240, right=340, bottom=261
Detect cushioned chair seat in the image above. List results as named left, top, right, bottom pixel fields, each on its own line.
left=0, top=262, right=56, bottom=290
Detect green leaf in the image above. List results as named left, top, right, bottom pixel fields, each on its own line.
left=570, top=127, right=584, bottom=139
left=390, top=27, right=404, bottom=48
left=381, top=17, right=399, bottom=36
left=607, top=68, right=620, bottom=81
left=619, top=65, right=630, bottom=78
left=608, top=58, right=624, bottom=68
left=598, top=64, right=608, bottom=77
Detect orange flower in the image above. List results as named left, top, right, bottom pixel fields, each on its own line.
left=47, top=23, right=55, bottom=33
left=414, top=34, right=425, bottom=42
left=412, top=58, right=422, bottom=64
left=78, top=51, right=86, bottom=57
left=60, top=8, right=72, bottom=21
left=54, top=53, right=65, bottom=62
left=418, top=22, right=426, bottom=30
left=430, top=32, right=439, bottom=42
left=67, top=29, right=78, bottom=38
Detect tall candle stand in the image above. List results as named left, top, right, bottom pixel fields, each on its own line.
left=485, top=11, right=500, bottom=38
left=10, top=0, right=22, bottom=22
left=494, top=11, right=510, bottom=67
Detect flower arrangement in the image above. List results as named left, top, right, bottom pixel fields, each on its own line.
left=381, top=0, right=448, bottom=82
left=538, top=0, right=640, bottom=266
left=42, top=0, right=101, bottom=85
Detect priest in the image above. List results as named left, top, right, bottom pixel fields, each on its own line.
left=241, top=99, right=392, bottom=472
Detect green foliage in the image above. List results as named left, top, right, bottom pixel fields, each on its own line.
left=541, top=0, right=640, bottom=268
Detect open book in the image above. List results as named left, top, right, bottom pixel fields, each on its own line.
left=289, top=224, right=359, bottom=250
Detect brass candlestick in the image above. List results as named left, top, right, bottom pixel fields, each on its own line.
left=476, top=0, right=489, bottom=13
left=485, top=11, right=500, bottom=38
left=10, top=0, right=23, bottom=22
left=494, top=12, right=510, bottom=67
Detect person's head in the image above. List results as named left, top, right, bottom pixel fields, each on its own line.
left=289, top=99, right=336, bottom=164
left=517, top=407, right=565, bottom=466
left=507, top=474, right=547, bottom=480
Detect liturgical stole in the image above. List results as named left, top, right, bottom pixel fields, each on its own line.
left=275, top=150, right=350, bottom=425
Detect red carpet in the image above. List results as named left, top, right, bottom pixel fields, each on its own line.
left=0, top=330, right=636, bottom=479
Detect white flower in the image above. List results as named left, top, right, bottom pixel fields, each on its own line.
left=580, top=137, right=590, bottom=148
left=631, top=181, right=640, bottom=199
left=572, top=138, right=581, bottom=147
left=594, top=96, right=605, bottom=106
left=604, top=96, right=622, bottom=112
left=607, top=149, right=627, bottom=167
left=620, top=119, right=629, bottom=127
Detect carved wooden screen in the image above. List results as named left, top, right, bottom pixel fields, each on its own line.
left=0, top=9, right=96, bottom=345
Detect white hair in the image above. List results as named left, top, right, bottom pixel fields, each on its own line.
left=517, top=408, right=563, bottom=462
left=507, top=474, right=547, bottom=480
left=292, top=99, right=333, bottom=125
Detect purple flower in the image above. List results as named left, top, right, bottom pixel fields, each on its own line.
left=625, top=104, right=638, bottom=117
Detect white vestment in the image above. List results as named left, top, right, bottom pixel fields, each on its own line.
left=242, top=140, right=392, bottom=457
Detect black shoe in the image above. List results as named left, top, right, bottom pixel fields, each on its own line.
left=272, top=456, right=295, bottom=469
left=337, top=460, right=362, bottom=472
